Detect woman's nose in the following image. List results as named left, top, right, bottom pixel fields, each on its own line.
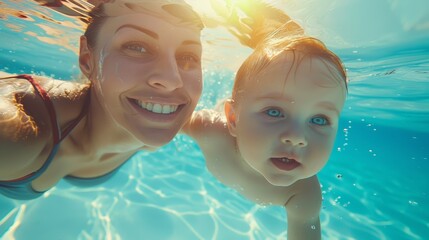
left=147, top=55, right=183, bottom=91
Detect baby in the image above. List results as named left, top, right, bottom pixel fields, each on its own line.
left=183, top=31, right=348, bottom=239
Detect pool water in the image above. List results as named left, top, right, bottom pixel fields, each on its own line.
left=1, top=0, right=428, bottom=239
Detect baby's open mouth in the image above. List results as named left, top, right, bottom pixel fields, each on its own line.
left=270, top=157, right=301, bottom=171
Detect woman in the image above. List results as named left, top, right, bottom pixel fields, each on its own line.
left=0, top=0, right=204, bottom=199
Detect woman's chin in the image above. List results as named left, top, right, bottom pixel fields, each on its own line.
left=137, top=131, right=177, bottom=148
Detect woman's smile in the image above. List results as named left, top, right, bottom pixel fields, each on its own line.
left=127, top=97, right=185, bottom=123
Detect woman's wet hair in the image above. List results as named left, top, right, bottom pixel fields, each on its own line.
left=83, top=1, right=204, bottom=48
left=232, top=31, right=348, bottom=103
left=83, top=5, right=107, bottom=48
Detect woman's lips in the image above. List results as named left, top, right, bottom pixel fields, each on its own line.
left=270, top=157, right=301, bottom=171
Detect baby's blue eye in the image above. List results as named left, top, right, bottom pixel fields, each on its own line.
left=310, top=116, right=329, bottom=125
left=265, top=108, right=283, bottom=118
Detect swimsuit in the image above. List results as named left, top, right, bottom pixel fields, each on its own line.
left=0, top=75, right=120, bottom=200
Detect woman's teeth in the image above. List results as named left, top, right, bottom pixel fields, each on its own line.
left=136, top=100, right=179, bottom=114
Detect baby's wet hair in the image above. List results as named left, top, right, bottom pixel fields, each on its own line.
left=232, top=31, right=348, bottom=104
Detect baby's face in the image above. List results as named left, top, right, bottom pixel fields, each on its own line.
left=231, top=52, right=346, bottom=186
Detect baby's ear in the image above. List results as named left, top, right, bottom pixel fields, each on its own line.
left=224, top=99, right=237, bottom=137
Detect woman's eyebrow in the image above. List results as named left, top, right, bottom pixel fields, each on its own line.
left=115, top=24, right=158, bottom=39
left=114, top=25, right=201, bottom=47
left=183, top=40, right=201, bottom=47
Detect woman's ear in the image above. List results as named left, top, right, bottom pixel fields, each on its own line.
left=224, top=99, right=237, bottom=137
left=79, top=36, right=94, bottom=78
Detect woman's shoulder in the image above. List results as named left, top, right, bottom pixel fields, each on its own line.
left=1, top=73, right=90, bottom=134
left=0, top=73, right=90, bottom=180
left=33, top=75, right=91, bottom=130
left=32, top=74, right=90, bottom=99
left=0, top=71, right=11, bottom=78
left=0, top=72, right=89, bottom=96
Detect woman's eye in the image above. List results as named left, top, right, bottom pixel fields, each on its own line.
left=264, top=108, right=284, bottom=118
left=179, top=55, right=197, bottom=62
left=310, top=116, right=330, bottom=126
left=122, top=43, right=148, bottom=54
left=177, top=54, right=200, bottom=70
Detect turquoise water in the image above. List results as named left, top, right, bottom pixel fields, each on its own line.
left=1, top=0, right=428, bottom=239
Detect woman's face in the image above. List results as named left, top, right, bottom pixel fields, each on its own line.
left=84, top=12, right=202, bottom=147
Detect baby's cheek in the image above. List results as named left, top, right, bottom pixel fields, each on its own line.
left=236, top=136, right=261, bottom=161
left=309, top=144, right=331, bottom=171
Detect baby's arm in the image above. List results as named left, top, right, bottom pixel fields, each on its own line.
left=182, top=109, right=231, bottom=149
left=285, top=175, right=322, bottom=240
